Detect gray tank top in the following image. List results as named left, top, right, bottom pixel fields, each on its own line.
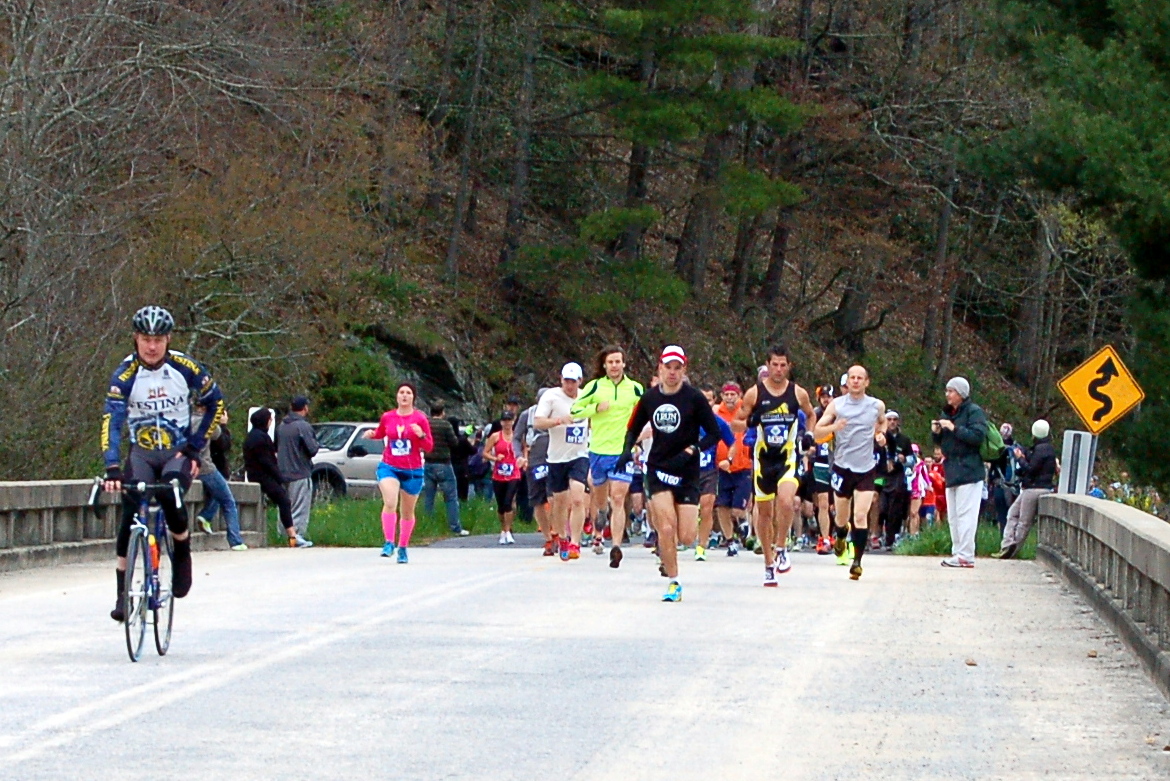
left=833, top=393, right=881, bottom=473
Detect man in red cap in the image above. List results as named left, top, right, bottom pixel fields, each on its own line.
left=618, top=345, right=722, bottom=602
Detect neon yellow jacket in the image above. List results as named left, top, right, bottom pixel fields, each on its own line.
left=570, top=375, right=645, bottom=455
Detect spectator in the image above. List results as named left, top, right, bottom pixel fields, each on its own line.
left=932, top=376, right=988, bottom=568
left=878, top=410, right=913, bottom=548
left=243, top=408, right=299, bottom=547
left=194, top=409, right=246, bottom=550
left=928, top=447, right=947, bottom=522
left=994, top=419, right=1057, bottom=559
left=907, top=443, right=930, bottom=536
left=424, top=402, right=469, bottom=536
left=467, top=426, right=494, bottom=500
left=1088, top=476, right=1107, bottom=499
left=277, top=396, right=318, bottom=547
left=210, top=412, right=232, bottom=479
left=988, top=422, right=1018, bottom=534
left=450, top=420, right=476, bottom=502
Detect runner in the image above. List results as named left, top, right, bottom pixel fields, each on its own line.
left=736, top=345, right=816, bottom=587
left=516, top=389, right=554, bottom=554
left=484, top=411, right=525, bottom=544
left=102, top=306, right=224, bottom=621
left=535, top=363, right=590, bottom=560
left=617, top=346, right=722, bottom=602
left=696, top=387, right=735, bottom=561
left=813, top=365, right=887, bottom=580
left=714, top=382, right=751, bottom=556
left=366, top=383, right=434, bottom=564
left=570, top=345, right=645, bottom=569
left=809, top=384, right=836, bottom=554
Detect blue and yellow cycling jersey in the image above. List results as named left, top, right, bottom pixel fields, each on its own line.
left=101, top=351, right=223, bottom=469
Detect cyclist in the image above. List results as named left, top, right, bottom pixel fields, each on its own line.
left=570, top=345, right=645, bottom=569
left=736, top=345, right=816, bottom=586
left=618, top=345, right=721, bottom=602
left=103, top=306, right=223, bottom=622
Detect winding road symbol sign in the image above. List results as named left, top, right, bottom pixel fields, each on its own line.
left=1057, top=345, right=1145, bottom=435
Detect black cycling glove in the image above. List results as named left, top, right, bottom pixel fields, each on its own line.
left=105, top=465, right=123, bottom=482
left=614, top=451, right=633, bottom=475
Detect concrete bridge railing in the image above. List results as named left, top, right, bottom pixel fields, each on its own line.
left=1037, top=493, right=1170, bottom=699
left=0, top=480, right=267, bottom=572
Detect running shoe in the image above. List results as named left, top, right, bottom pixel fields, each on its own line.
left=870, top=535, right=882, bottom=551
left=833, top=536, right=848, bottom=557
left=662, top=581, right=683, bottom=602
left=295, top=535, right=314, bottom=548
left=583, top=521, right=594, bottom=537
left=543, top=538, right=556, bottom=556
left=727, top=540, right=739, bottom=557
left=230, top=543, right=249, bottom=552
left=752, top=540, right=763, bottom=555
left=560, top=543, right=570, bottom=562
left=288, top=536, right=297, bottom=548
left=610, top=546, right=623, bottom=569
left=763, top=566, right=777, bottom=587
left=173, top=554, right=192, bottom=598
left=816, top=537, right=832, bottom=555
left=198, top=517, right=213, bottom=534
left=593, top=538, right=605, bottom=555
left=382, top=541, right=396, bottom=557
left=849, top=563, right=863, bottom=580
left=694, top=545, right=706, bottom=562
left=498, top=532, right=508, bottom=545
left=505, top=531, right=516, bottom=545
left=836, top=542, right=851, bottom=566
left=776, top=548, right=791, bottom=573
left=644, top=529, right=658, bottom=549
left=397, top=546, right=409, bottom=564
left=568, top=543, right=581, bottom=560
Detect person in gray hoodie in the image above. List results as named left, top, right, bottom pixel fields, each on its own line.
left=277, top=396, right=319, bottom=545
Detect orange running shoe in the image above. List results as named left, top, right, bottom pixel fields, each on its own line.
left=816, top=537, right=833, bottom=555
left=568, top=543, right=581, bottom=560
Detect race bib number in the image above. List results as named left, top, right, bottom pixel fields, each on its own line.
left=498, top=463, right=515, bottom=478
left=830, top=471, right=844, bottom=493
left=765, top=425, right=786, bottom=447
left=699, top=450, right=713, bottom=469
left=625, top=459, right=639, bottom=475
left=533, top=464, right=549, bottom=480
left=566, top=425, right=587, bottom=445
left=390, top=439, right=412, bottom=457
left=654, top=470, right=681, bottom=487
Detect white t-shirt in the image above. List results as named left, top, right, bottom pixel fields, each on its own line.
left=536, top=387, right=590, bottom=464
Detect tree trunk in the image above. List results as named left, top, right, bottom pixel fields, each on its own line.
left=444, top=1, right=488, bottom=283
left=498, top=0, right=540, bottom=266
left=1015, top=208, right=1057, bottom=388
left=425, top=0, right=461, bottom=213
left=833, top=248, right=881, bottom=354
left=935, top=278, right=959, bottom=381
left=729, top=213, right=763, bottom=311
left=921, top=160, right=957, bottom=367
left=901, top=0, right=926, bottom=64
left=674, top=131, right=733, bottom=291
left=615, top=45, right=656, bottom=261
left=760, top=208, right=791, bottom=306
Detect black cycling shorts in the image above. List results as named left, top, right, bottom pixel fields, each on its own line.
left=527, top=464, right=549, bottom=506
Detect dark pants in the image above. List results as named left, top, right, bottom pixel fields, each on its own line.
left=424, top=462, right=463, bottom=532
left=116, top=447, right=192, bottom=557
left=255, top=476, right=294, bottom=530
left=880, top=482, right=909, bottom=547
left=454, top=466, right=470, bottom=502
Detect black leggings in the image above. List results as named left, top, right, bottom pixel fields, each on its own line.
left=255, top=476, right=295, bottom=530
left=115, top=448, right=192, bottom=558
left=493, top=479, right=519, bottom=514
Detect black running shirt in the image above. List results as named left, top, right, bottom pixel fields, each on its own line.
left=623, top=384, right=722, bottom=472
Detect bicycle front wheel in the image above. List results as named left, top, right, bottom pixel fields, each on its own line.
left=153, top=532, right=174, bottom=656
left=124, top=528, right=150, bottom=662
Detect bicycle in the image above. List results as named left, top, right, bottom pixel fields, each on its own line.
left=90, top=478, right=182, bottom=662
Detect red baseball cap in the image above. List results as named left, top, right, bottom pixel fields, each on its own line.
left=660, top=345, right=687, bottom=366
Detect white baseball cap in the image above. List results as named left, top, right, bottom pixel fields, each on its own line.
left=840, top=373, right=849, bottom=387
left=561, top=362, right=583, bottom=381
left=660, top=345, right=687, bottom=366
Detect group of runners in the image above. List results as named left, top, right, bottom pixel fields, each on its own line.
left=498, top=344, right=898, bottom=601
left=100, top=305, right=903, bottom=614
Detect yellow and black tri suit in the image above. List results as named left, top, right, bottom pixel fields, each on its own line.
left=748, top=379, right=801, bottom=501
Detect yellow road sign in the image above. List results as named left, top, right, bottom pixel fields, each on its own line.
left=1057, top=345, right=1145, bottom=435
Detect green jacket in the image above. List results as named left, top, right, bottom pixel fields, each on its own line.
left=932, top=398, right=988, bottom=487
left=570, top=374, right=645, bottom=455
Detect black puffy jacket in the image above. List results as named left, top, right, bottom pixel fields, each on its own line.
left=1017, top=437, right=1057, bottom=490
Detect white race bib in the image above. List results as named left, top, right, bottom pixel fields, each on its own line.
left=699, top=450, right=713, bottom=469
left=498, top=463, right=515, bottom=478
left=655, top=470, right=681, bottom=486
left=533, top=464, right=549, bottom=480
left=566, top=425, right=587, bottom=445
left=830, top=471, right=844, bottom=492
left=765, top=424, right=786, bottom=447
left=391, top=439, right=411, bottom=457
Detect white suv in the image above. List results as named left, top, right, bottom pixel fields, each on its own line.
left=310, top=422, right=384, bottom=498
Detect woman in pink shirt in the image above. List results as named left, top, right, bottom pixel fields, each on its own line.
left=365, top=383, right=433, bottom=563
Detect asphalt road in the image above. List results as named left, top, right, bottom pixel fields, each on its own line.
left=1, top=541, right=1169, bottom=780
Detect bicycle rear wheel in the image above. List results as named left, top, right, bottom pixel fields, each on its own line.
left=123, top=528, right=150, bottom=662
left=153, top=532, right=174, bottom=656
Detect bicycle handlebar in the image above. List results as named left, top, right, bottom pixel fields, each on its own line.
left=88, top=477, right=184, bottom=516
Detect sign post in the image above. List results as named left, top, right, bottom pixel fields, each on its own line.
left=1055, top=345, right=1144, bottom=494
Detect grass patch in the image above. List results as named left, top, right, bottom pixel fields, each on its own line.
left=893, top=522, right=1036, bottom=559
left=267, top=496, right=535, bottom=547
